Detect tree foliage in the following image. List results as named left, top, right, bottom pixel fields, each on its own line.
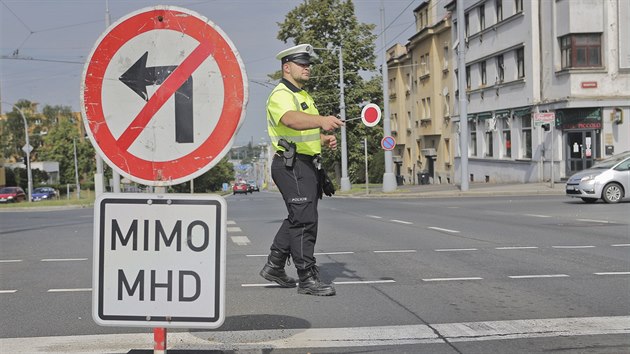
left=275, top=0, right=385, bottom=183
left=170, top=157, right=234, bottom=193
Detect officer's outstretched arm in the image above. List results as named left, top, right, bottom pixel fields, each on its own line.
left=281, top=111, right=343, bottom=131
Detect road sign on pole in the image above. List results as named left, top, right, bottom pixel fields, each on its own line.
left=92, top=193, right=226, bottom=328
left=381, top=136, right=396, bottom=151
left=81, top=6, right=248, bottom=186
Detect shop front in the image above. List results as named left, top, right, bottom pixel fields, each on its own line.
left=556, top=108, right=602, bottom=175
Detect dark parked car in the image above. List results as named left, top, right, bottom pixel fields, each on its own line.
left=32, top=187, right=58, bottom=201
left=566, top=151, right=630, bottom=204
left=233, top=183, right=249, bottom=195
left=0, top=186, right=26, bottom=203
left=247, top=181, right=259, bottom=192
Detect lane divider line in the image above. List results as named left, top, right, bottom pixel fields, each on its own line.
left=227, top=227, right=242, bottom=233
left=0, top=260, right=22, bottom=263
left=373, top=250, right=417, bottom=253
left=315, top=251, right=355, bottom=255
left=47, top=288, right=92, bottom=293
left=508, top=274, right=569, bottom=279
left=242, top=279, right=395, bottom=287
left=422, top=277, right=483, bottom=282
left=390, top=219, right=413, bottom=225
left=524, top=214, right=551, bottom=218
left=41, top=258, right=88, bottom=262
left=577, top=218, right=610, bottom=223
left=594, top=272, right=630, bottom=276
left=495, top=246, right=539, bottom=250
left=611, top=244, right=630, bottom=247
left=0, top=290, right=17, bottom=294
left=230, top=236, right=251, bottom=246
left=552, top=246, right=596, bottom=249
left=428, top=227, right=460, bottom=233
left=435, top=248, right=478, bottom=252
left=366, top=215, right=382, bottom=219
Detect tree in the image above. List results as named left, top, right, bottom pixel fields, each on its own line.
left=275, top=0, right=385, bottom=183
left=37, top=116, right=95, bottom=185
left=170, top=157, right=234, bottom=193
left=0, top=99, right=36, bottom=163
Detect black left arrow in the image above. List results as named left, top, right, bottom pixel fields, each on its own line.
left=119, top=51, right=194, bottom=143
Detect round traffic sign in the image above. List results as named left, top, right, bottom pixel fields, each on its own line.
left=381, top=136, right=396, bottom=151
left=361, top=103, right=381, bottom=127
left=81, top=6, right=248, bottom=186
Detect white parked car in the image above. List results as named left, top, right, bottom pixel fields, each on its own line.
left=565, top=151, right=630, bottom=204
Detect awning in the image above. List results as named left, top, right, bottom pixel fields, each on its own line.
left=477, top=112, right=493, bottom=120
left=494, top=109, right=510, bottom=119
left=512, top=107, right=531, bottom=117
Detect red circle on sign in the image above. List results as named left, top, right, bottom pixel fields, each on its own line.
left=361, top=103, right=381, bottom=127
left=81, top=6, right=247, bottom=186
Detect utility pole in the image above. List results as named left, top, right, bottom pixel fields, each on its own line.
left=338, top=46, right=351, bottom=191
left=73, top=138, right=81, bottom=200
left=3, top=102, right=33, bottom=202
left=381, top=4, right=397, bottom=192
left=456, top=0, right=469, bottom=191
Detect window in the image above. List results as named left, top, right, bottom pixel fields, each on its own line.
left=560, top=34, right=602, bottom=69
left=496, top=0, right=503, bottom=21
left=502, top=119, right=511, bottom=158
left=444, top=93, right=450, bottom=116
left=407, top=111, right=412, bottom=129
left=443, top=46, right=449, bottom=70
left=465, top=13, right=469, bottom=37
left=425, top=53, right=430, bottom=73
left=421, top=98, right=427, bottom=118
left=515, top=0, right=523, bottom=13
left=496, top=54, right=504, bottom=82
left=420, top=54, right=426, bottom=75
left=485, top=131, right=494, bottom=157
left=466, top=65, right=471, bottom=89
left=426, top=98, right=431, bottom=118
left=517, top=47, right=525, bottom=78
left=479, top=5, right=485, bottom=30
left=481, top=61, right=487, bottom=85
left=521, top=116, right=532, bottom=158
left=469, top=121, right=477, bottom=156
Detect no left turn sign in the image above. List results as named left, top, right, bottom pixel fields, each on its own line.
left=81, top=6, right=248, bottom=186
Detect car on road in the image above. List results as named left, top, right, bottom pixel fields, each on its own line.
left=566, top=150, right=630, bottom=204
left=31, top=187, right=58, bottom=201
left=0, top=186, right=26, bottom=203
left=233, top=183, right=249, bottom=195
left=247, top=181, right=259, bottom=192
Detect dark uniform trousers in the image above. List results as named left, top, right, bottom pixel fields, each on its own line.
left=270, top=154, right=319, bottom=270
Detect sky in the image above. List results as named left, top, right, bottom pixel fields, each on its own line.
left=0, top=0, right=420, bottom=147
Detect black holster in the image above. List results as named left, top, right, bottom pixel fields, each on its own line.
left=277, top=139, right=296, bottom=168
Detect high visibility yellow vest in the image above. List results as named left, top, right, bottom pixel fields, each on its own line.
left=266, top=79, right=321, bottom=156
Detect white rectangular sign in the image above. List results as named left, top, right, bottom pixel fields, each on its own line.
left=92, top=193, right=226, bottom=328
left=533, top=112, right=555, bottom=126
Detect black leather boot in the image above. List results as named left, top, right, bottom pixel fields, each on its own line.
left=297, top=266, right=336, bottom=296
left=259, top=250, right=296, bottom=288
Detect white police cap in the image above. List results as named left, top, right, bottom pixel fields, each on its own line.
left=276, top=44, right=318, bottom=65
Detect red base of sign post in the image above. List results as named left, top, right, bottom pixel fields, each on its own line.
left=154, top=327, right=167, bottom=353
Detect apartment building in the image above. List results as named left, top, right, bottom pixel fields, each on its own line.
left=445, top=0, right=629, bottom=183
left=387, top=1, right=454, bottom=184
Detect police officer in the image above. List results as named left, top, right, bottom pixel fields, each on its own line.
left=259, top=44, right=344, bottom=296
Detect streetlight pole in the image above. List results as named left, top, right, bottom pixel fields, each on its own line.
left=381, top=5, right=397, bottom=192
left=3, top=102, right=33, bottom=202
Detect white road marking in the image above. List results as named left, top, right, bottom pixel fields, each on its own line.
left=373, top=250, right=417, bottom=253
left=47, top=288, right=92, bottom=293
left=227, top=220, right=236, bottom=225
left=0, top=290, right=17, bottom=294
left=246, top=254, right=267, bottom=257
left=524, top=214, right=551, bottom=218
left=1, top=316, right=628, bottom=351
left=577, top=218, right=610, bottom=223
left=422, top=277, right=483, bottom=282
left=366, top=215, right=382, bottom=219
left=314, top=251, right=354, bottom=255
left=41, top=258, right=88, bottom=262
left=227, top=226, right=242, bottom=233
left=435, top=248, right=478, bottom=252
left=495, top=246, right=539, bottom=250
left=594, top=272, right=630, bottom=276
left=508, top=274, right=569, bottom=279
left=428, top=226, right=460, bottom=233
left=552, top=245, right=596, bottom=249
left=0, top=259, right=22, bottom=263
left=611, top=244, right=630, bottom=247
left=333, top=280, right=396, bottom=285
left=230, top=236, right=251, bottom=246
left=390, top=219, right=413, bottom=225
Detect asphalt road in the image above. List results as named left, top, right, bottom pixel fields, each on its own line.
left=0, top=192, right=629, bottom=353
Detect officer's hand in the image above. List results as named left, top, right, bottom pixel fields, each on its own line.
left=322, top=135, right=337, bottom=150
left=320, top=115, right=344, bottom=131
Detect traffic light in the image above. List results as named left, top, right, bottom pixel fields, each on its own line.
left=542, top=124, right=550, bottom=131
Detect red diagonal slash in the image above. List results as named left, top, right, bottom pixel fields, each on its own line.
left=117, top=41, right=212, bottom=151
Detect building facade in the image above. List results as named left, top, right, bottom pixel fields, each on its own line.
left=446, top=0, right=629, bottom=183
left=387, top=1, right=454, bottom=184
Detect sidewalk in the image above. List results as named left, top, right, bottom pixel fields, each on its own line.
left=338, top=181, right=565, bottom=198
